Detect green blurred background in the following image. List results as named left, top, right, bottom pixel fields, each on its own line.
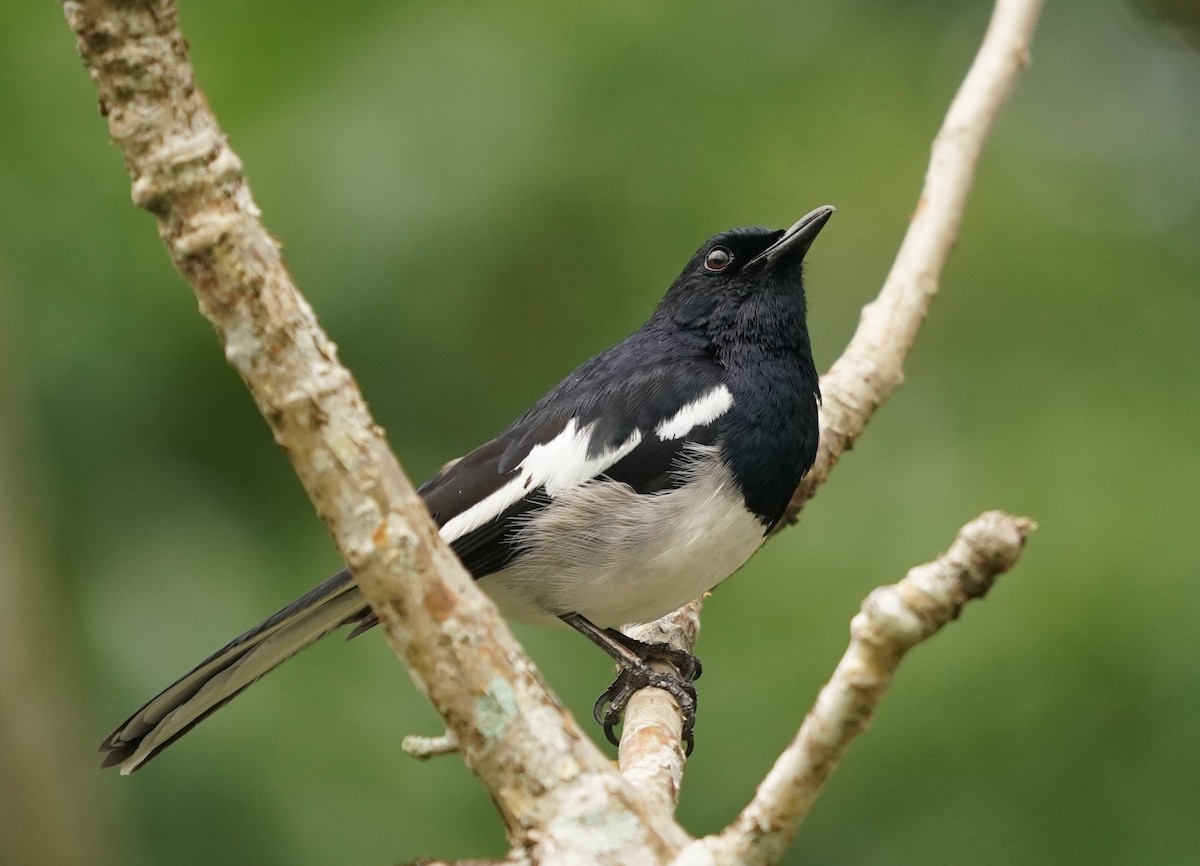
left=2, top=1, right=1198, bottom=863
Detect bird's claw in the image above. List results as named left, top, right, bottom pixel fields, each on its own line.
left=592, top=663, right=698, bottom=755
left=654, top=647, right=702, bottom=682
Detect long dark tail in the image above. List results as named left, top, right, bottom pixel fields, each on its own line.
left=100, top=569, right=368, bottom=774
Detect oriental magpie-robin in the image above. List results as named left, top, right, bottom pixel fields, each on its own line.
left=101, top=204, right=834, bottom=773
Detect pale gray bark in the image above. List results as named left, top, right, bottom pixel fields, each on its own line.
left=690, top=512, right=1036, bottom=866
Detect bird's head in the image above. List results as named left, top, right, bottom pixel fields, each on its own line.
left=655, top=205, right=835, bottom=337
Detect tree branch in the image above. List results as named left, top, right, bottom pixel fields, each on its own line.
left=60, top=0, right=685, bottom=860
left=784, top=0, right=1044, bottom=520
left=617, top=599, right=704, bottom=817
left=687, top=511, right=1036, bottom=866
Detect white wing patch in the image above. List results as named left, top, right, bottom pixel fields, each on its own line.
left=655, top=385, right=733, bottom=441
left=523, top=420, right=643, bottom=495
left=439, top=387, right=731, bottom=545
left=439, top=419, right=643, bottom=543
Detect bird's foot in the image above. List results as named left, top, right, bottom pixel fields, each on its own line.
left=559, top=614, right=703, bottom=754
left=601, top=630, right=703, bottom=682
left=592, top=656, right=699, bottom=755
left=638, top=641, right=703, bottom=682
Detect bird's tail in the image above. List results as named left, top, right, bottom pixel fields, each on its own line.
left=100, top=568, right=368, bottom=774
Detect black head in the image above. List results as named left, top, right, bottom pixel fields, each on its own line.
left=653, top=205, right=835, bottom=337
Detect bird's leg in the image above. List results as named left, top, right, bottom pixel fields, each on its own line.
left=560, top=612, right=700, bottom=755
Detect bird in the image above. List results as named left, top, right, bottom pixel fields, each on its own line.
left=100, top=204, right=834, bottom=774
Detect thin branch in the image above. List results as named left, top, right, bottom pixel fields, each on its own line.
left=616, top=599, right=704, bottom=817
left=60, top=0, right=684, bottom=860
left=784, top=0, right=1044, bottom=521
left=690, top=511, right=1037, bottom=866
left=617, top=0, right=1044, bottom=814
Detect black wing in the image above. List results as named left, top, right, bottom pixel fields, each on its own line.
left=419, top=338, right=729, bottom=580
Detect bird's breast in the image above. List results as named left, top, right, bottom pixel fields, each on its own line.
left=477, top=447, right=766, bottom=628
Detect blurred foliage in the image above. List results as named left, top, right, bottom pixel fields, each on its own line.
left=1, top=1, right=1198, bottom=864
left=1131, top=0, right=1200, bottom=49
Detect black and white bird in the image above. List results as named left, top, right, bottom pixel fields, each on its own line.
left=101, top=204, right=835, bottom=774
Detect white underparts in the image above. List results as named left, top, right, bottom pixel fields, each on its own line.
left=478, top=446, right=765, bottom=628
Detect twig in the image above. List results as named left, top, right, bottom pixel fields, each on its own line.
left=402, top=729, right=460, bottom=760
left=689, top=512, right=1037, bottom=866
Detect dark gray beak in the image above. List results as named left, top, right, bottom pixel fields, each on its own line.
left=747, top=205, right=836, bottom=267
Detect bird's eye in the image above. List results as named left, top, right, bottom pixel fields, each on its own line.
left=704, top=247, right=732, bottom=272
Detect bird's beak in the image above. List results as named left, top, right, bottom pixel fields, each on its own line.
left=747, top=205, right=836, bottom=267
